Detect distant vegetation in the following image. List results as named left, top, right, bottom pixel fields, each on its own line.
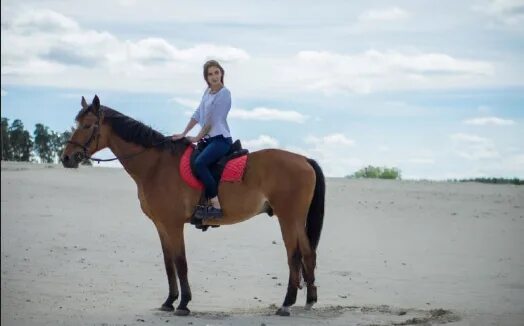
left=1, top=117, right=91, bottom=165
left=347, top=165, right=401, bottom=180
left=451, top=177, right=523, bottom=185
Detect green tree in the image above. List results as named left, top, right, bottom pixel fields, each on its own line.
left=55, top=128, right=73, bottom=160
left=351, top=165, right=401, bottom=180
left=9, top=119, right=33, bottom=161
left=34, top=123, right=54, bottom=163
left=1, top=117, right=13, bottom=160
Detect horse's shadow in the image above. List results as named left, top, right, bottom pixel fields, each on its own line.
left=151, top=304, right=461, bottom=325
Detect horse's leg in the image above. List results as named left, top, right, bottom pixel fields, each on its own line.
left=298, top=232, right=317, bottom=309
left=170, top=227, right=192, bottom=316
left=276, top=219, right=302, bottom=316
left=157, top=230, right=178, bottom=311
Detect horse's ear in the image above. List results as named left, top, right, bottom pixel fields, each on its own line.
left=92, top=95, right=100, bottom=115
left=81, top=96, right=88, bottom=109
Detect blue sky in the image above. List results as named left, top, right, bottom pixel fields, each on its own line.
left=1, top=0, right=523, bottom=179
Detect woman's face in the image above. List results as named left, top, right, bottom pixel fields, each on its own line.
left=206, top=66, right=223, bottom=87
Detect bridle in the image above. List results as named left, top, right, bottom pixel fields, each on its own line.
left=66, top=112, right=102, bottom=163
left=66, top=109, right=172, bottom=163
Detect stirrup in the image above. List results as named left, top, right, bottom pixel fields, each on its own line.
left=193, top=204, right=223, bottom=220
left=204, top=206, right=223, bottom=219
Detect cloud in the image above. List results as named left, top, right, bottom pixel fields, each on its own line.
left=1, top=89, right=6, bottom=96
left=464, top=116, right=515, bottom=126
left=1, top=9, right=250, bottom=88
left=305, top=133, right=356, bottom=147
left=243, top=135, right=280, bottom=151
left=12, top=9, right=80, bottom=33
left=230, top=107, right=307, bottom=123
left=300, top=134, right=361, bottom=176
left=358, top=7, right=410, bottom=22
left=475, top=0, right=524, bottom=25
left=0, top=7, right=512, bottom=96
left=450, top=133, right=500, bottom=160
left=170, top=97, right=200, bottom=108
left=284, top=49, right=495, bottom=94
left=404, top=158, right=435, bottom=165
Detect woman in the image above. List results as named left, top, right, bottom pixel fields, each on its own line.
left=172, top=60, right=232, bottom=219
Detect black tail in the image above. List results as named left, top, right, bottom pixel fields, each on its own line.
left=306, top=158, right=325, bottom=251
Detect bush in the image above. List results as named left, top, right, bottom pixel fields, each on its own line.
left=349, top=165, right=401, bottom=180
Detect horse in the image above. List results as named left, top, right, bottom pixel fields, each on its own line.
left=61, top=95, right=325, bottom=317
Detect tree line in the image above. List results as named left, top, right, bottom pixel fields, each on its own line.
left=1, top=117, right=91, bottom=165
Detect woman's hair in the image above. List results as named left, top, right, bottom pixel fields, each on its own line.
left=203, top=60, right=225, bottom=87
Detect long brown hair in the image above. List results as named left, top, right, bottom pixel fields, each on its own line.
left=203, top=60, right=225, bottom=87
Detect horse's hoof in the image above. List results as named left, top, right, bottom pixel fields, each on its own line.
left=159, top=304, right=174, bottom=311
left=174, top=308, right=191, bottom=316
left=304, top=303, right=314, bottom=310
left=275, top=307, right=290, bottom=316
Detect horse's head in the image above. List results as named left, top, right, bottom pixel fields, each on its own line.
left=61, top=95, right=110, bottom=168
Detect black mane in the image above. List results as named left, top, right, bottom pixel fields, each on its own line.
left=83, top=106, right=189, bottom=156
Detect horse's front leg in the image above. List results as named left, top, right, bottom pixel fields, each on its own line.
left=157, top=230, right=179, bottom=311
left=170, top=226, right=192, bottom=316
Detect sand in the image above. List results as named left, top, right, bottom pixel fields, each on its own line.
left=1, top=161, right=523, bottom=325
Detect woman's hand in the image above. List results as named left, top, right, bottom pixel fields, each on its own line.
left=171, top=133, right=185, bottom=141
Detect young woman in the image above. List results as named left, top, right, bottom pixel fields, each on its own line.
left=172, top=60, right=232, bottom=218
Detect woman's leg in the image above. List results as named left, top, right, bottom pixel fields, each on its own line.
left=194, top=138, right=231, bottom=208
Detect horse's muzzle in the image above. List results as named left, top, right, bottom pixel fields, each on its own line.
left=61, top=153, right=81, bottom=168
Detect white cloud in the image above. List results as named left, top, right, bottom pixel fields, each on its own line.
left=305, top=133, right=355, bottom=147
left=243, top=135, right=280, bottom=151
left=1, top=9, right=250, bottom=92
left=170, top=97, right=200, bottom=108
left=450, top=133, right=500, bottom=160
left=230, top=107, right=307, bottom=123
left=0, top=6, right=518, bottom=97
left=279, top=133, right=361, bottom=177
left=464, top=116, right=515, bottom=126
left=283, top=49, right=495, bottom=94
left=358, top=7, right=410, bottom=22
left=405, top=158, right=435, bottom=165
left=12, top=9, right=80, bottom=33
left=475, top=0, right=524, bottom=25
left=1, top=89, right=6, bottom=96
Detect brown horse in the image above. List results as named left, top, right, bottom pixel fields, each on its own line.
left=62, top=95, right=325, bottom=317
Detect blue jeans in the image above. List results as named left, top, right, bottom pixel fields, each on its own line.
left=194, top=135, right=232, bottom=199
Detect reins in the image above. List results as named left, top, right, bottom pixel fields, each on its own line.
left=89, top=137, right=173, bottom=163
left=66, top=107, right=176, bottom=164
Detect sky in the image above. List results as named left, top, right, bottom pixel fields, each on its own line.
left=1, top=0, right=523, bottom=179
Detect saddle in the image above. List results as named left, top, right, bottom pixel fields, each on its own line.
left=178, top=139, right=249, bottom=232
left=189, top=139, right=249, bottom=185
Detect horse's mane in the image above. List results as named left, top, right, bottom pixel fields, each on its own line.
left=78, top=105, right=189, bottom=156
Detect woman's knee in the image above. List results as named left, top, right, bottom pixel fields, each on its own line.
left=194, top=156, right=207, bottom=169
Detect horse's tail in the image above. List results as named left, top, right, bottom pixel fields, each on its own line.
left=306, top=158, right=325, bottom=251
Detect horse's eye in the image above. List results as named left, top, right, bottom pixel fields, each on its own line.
left=83, top=125, right=91, bottom=129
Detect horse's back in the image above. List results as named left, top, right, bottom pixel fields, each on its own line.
left=245, top=148, right=317, bottom=196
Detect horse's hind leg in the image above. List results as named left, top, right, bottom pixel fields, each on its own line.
left=276, top=219, right=302, bottom=316
left=298, top=234, right=317, bottom=309
left=157, top=229, right=178, bottom=311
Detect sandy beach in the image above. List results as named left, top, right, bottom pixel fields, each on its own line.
left=1, top=161, right=523, bottom=325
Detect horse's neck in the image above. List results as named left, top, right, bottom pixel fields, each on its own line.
left=107, top=133, right=161, bottom=183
